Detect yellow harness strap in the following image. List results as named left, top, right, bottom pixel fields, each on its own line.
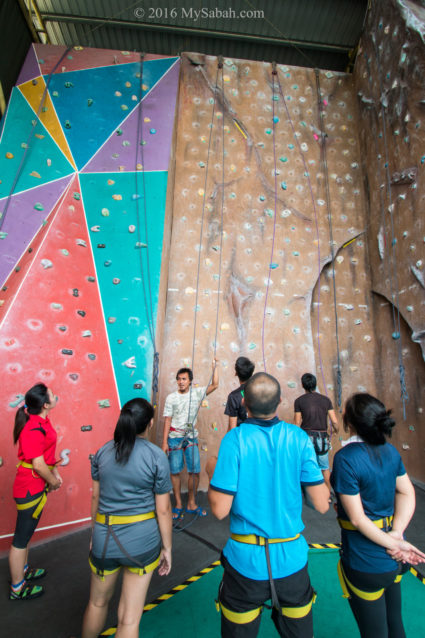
left=95, top=511, right=155, bottom=525
left=230, top=533, right=300, bottom=546
left=216, top=601, right=262, bottom=624
left=337, top=516, right=393, bottom=531
left=282, top=592, right=317, bottom=618
left=337, top=560, right=402, bottom=601
left=16, top=490, right=48, bottom=519
left=89, top=554, right=160, bottom=581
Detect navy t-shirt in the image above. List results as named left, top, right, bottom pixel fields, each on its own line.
left=331, top=441, right=406, bottom=573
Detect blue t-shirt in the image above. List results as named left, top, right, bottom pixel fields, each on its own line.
left=331, top=441, right=406, bottom=573
left=210, top=417, right=323, bottom=580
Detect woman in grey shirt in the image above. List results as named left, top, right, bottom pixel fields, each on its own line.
left=79, top=398, right=172, bottom=638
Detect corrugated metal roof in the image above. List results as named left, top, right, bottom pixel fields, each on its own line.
left=24, top=0, right=369, bottom=71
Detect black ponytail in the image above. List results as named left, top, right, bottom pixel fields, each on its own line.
left=13, top=383, right=50, bottom=444
left=114, top=398, right=154, bottom=464
left=344, top=393, right=395, bottom=446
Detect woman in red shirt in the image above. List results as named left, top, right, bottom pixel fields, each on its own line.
left=9, top=383, right=62, bottom=600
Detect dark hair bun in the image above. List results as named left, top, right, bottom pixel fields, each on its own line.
left=374, top=409, right=395, bottom=436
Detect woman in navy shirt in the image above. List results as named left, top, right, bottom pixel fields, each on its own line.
left=331, top=393, right=424, bottom=638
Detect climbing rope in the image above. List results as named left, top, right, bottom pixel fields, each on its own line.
left=315, top=70, right=342, bottom=409
left=133, top=52, right=160, bottom=406
left=174, top=57, right=225, bottom=532
left=372, top=36, right=408, bottom=418
left=275, top=66, right=329, bottom=397
left=261, top=62, right=279, bottom=373
left=0, top=46, right=73, bottom=233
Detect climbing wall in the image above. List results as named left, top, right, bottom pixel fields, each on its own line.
left=157, top=53, right=384, bottom=490
left=0, top=44, right=179, bottom=551
left=353, top=0, right=425, bottom=482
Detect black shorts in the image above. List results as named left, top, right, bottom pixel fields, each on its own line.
left=12, top=490, right=44, bottom=549
left=219, top=554, right=314, bottom=638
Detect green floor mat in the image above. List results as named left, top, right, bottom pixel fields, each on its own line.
left=103, top=549, right=425, bottom=637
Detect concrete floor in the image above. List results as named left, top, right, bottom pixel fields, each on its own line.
left=1, top=487, right=424, bottom=638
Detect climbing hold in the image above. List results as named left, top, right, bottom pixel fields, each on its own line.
left=90, top=225, right=100, bottom=232
left=58, top=326, right=67, bottom=332
left=392, top=332, right=400, bottom=340
left=72, top=289, right=79, bottom=297
left=88, top=353, right=96, bottom=360
left=101, top=208, right=110, bottom=217
left=73, top=192, right=80, bottom=200
left=248, top=343, right=256, bottom=350
left=82, top=330, right=92, bottom=337
left=68, top=373, right=79, bottom=381
left=0, top=232, right=7, bottom=239
left=287, top=381, right=296, bottom=388
left=112, top=194, right=122, bottom=201
left=97, top=399, right=110, bottom=408
left=87, top=98, right=93, bottom=107
left=61, top=349, right=73, bottom=355
left=128, top=225, right=136, bottom=233
left=60, top=449, right=70, bottom=466
left=121, top=104, right=128, bottom=111
left=123, top=356, right=136, bottom=369
left=220, top=323, right=230, bottom=331
left=76, top=239, right=87, bottom=247
left=87, top=276, right=95, bottom=283
left=281, top=182, right=287, bottom=190
left=51, top=303, right=63, bottom=311
left=108, top=317, right=116, bottom=323
left=211, top=422, right=218, bottom=431
left=81, top=425, right=92, bottom=432
left=104, top=260, right=111, bottom=267
left=30, top=171, right=41, bottom=178
left=133, top=383, right=144, bottom=389
left=112, top=278, right=120, bottom=285
left=135, top=242, right=147, bottom=248
left=64, top=120, right=71, bottom=129
left=9, top=394, right=25, bottom=408
left=41, top=259, right=53, bottom=269
left=97, top=244, right=106, bottom=248
left=269, top=263, right=278, bottom=269
left=77, top=310, right=86, bottom=317
left=5, top=152, right=14, bottom=159
left=61, top=249, right=69, bottom=256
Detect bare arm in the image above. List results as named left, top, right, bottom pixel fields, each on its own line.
left=208, top=487, right=233, bottom=520
left=162, top=416, right=172, bottom=453
left=32, top=455, right=61, bottom=490
left=228, top=416, right=238, bottom=431
left=304, top=483, right=330, bottom=514
left=328, top=409, right=339, bottom=434
left=294, top=412, right=302, bottom=427
left=206, top=359, right=219, bottom=395
left=391, top=474, right=416, bottom=536
left=90, top=480, right=100, bottom=526
left=155, top=492, right=172, bottom=575
left=340, top=492, right=425, bottom=565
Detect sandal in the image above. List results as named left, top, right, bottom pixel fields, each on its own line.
left=9, top=582, right=44, bottom=600
left=172, top=507, right=184, bottom=520
left=25, top=567, right=47, bottom=581
left=185, top=506, right=207, bottom=517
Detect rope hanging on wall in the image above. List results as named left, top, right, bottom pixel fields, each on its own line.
left=372, top=37, right=408, bottom=418
left=274, top=65, right=329, bottom=398
left=134, top=52, right=160, bottom=407
left=315, top=70, right=343, bottom=409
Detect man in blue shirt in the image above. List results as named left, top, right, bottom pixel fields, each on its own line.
left=208, top=372, right=329, bottom=638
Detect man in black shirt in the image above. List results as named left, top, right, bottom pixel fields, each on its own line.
left=294, top=373, right=338, bottom=491
left=224, top=357, right=255, bottom=430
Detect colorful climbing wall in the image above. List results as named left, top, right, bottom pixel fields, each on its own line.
left=157, top=53, right=382, bottom=489
left=0, top=44, right=179, bottom=551
left=353, top=0, right=425, bottom=482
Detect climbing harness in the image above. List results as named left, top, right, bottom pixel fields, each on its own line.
left=230, top=533, right=300, bottom=546
left=337, top=515, right=393, bottom=532
left=16, top=460, right=56, bottom=518
left=337, top=559, right=402, bottom=601
left=94, top=510, right=157, bottom=579
left=308, top=431, right=331, bottom=456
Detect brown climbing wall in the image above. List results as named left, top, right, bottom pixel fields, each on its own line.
left=354, top=0, right=425, bottom=483
left=156, top=53, right=382, bottom=490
